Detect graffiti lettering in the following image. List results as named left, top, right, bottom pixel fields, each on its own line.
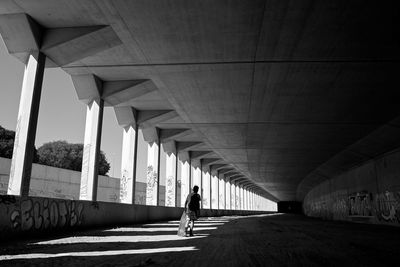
left=50, top=201, right=59, bottom=227
left=332, top=196, right=347, bottom=220
left=43, top=199, right=50, bottom=228
left=33, top=202, right=43, bottom=230
left=349, top=191, right=372, bottom=217
left=376, top=191, right=400, bottom=223
left=70, top=201, right=84, bottom=227
left=9, top=198, right=84, bottom=231
left=10, top=210, right=20, bottom=228
left=120, top=171, right=129, bottom=202
left=304, top=190, right=400, bottom=225
left=21, top=199, right=33, bottom=230
left=0, top=195, right=16, bottom=204
left=59, top=202, right=68, bottom=227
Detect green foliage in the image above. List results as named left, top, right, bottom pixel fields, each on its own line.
left=36, top=141, right=110, bottom=175
left=0, top=125, right=15, bottom=159
left=0, top=125, right=38, bottom=162
left=0, top=126, right=110, bottom=175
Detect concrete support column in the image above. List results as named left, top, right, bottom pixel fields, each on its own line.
left=231, top=181, right=235, bottom=210
left=240, top=186, right=244, bottom=210
left=218, top=172, right=225, bottom=209
left=210, top=170, right=214, bottom=210
left=255, top=194, right=260, bottom=210
left=200, top=161, right=203, bottom=209
left=175, top=151, right=179, bottom=207
left=253, top=192, right=256, bottom=210
left=211, top=169, right=218, bottom=209
left=147, top=139, right=160, bottom=206
left=159, top=142, right=167, bottom=207
left=135, top=129, right=147, bottom=204
left=217, top=173, right=220, bottom=209
left=177, top=151, right=190, bottom=207
left=156, top=140, right=165, bottom=206
left=255, top=194, right=258, bottom=210
left=251, top=190, right=253, bottom=210
left=242, top=187, right=246, bottom=210
left=245, top=188, right=248, bottom=210
left=160, top=141, right=177, bottom=207
left=119, top=124, right=138, bottom=204
left=234, top=182, right=238, bottom=210
left=239, top=184, right=242, bottom=210
left=255, top=193, right=258, bottom=211
left=201, top=164, right=211, bottom=209
left=237, top=184, right=241, bottom=210
left=244, top=187, right=247, bottom=210
left=80, top=98, right=104, bottom=201
left=222, top=178, right=228, bottom=210
left=190, top=158, right=201, bottom=196
left=226, top=178, right=230, bottom=210
left=8, top=52, right=46, bottom=197
left=254, top=192, right=256, bottom=210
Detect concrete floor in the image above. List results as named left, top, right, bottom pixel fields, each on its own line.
left=1, top=214, right=399, bottom=267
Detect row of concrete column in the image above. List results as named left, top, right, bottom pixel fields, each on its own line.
left=6, top=51, right=271, bottom=211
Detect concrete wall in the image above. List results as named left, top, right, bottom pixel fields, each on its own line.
left=0, top=157, right=269, bottom=237
left=303, top=148, right=400, bottom=226
left=0, top=195, right=268, bottom=238
left=0, top=157, right=166, bottom=204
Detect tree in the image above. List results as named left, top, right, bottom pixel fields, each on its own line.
left=0, top=125, right=14, bottom=159
left=0, top=125, right=38, bottom=162
left=37, top=141, right=110, bottom=175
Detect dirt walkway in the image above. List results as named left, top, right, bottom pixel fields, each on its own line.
left=1, top=214, right=399, bottom=266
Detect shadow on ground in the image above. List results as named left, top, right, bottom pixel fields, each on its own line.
left=1, top=214, right=400, bottom=267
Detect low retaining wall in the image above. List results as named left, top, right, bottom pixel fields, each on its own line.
left=0, top=157, right=164, bottom=205
left=0, top=194, right=267, bottom=238
left=303, top=148, right=400, bottom=227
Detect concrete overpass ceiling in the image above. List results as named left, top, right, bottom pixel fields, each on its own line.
left=1, top=0, right=399, bottom=202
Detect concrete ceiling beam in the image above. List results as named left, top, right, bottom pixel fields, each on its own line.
left=189, top=151, right=213, bottom=160
left=178, top=150, right=190, bottom=163
left=102, top=79, right=157, bottom=106
left=113, top=106, right=138, bottom=128
left=137, top=110, right=178, bottom=129
left=159, top=128, right=192, bottom=142
left=230, top=175, right=245, bottom=181
left=201, top=158, right=221, bottom=166
left=0, top=13, right=42, bottom=63
left=41, top=25, right=121, bottom=66
left=71, top=74, right=103, bottom=105
left=225, top=170, right=241, bottom=177
left=218, top=168, right=234, bottom=175
left=210, top=164, right=228, bottom=172
left=176, top=141, right=203, bottom=152
left=162, top=140, right=176, bottom=155
left=141, top=127, right=160, bottom=144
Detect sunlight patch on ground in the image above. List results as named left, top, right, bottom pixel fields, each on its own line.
left=105, top=227, right=217, bottom=232
left=142, top=223, right=224, bottom=227
left=167, top=220, right=230, bottom=223
left=31, top=235, right=207, bottom=245
left=0, top=247, right=198, bottom=261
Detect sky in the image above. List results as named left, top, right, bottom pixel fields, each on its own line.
left=0, top=41, right=123, bottom=177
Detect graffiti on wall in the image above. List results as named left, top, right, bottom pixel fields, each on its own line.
left=120, top=170, right=130, bottom=202
left=331, top=195, right=348, bottom=220
left=5, top=198, right=84, bottom=231
left=375, top=191, right=400, bottom=223
left=305, top=189, right=400, bottom=225
left=146, top=165, right=158, bottom=205
left=348, top=191, right=373, bottom=217
left=166, top=175, right=175, bottom=207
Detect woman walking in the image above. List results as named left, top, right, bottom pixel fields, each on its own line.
left=178, top=185, right=201, bottom=237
